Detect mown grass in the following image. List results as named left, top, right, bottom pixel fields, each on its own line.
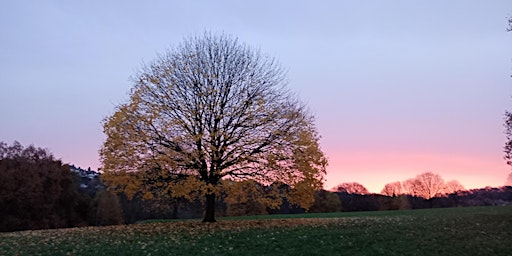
left=1, top=206, right=511, bottom=255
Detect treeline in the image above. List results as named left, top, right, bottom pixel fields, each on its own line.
left=2, top=141, right=512, bottom=232
left=0, top=142, right=123, bottom=232
left=329, top=187, right=512, bottom=212
left=117, top=184, right=512, bottom=223
left=106, top=177, right=512, bottom=221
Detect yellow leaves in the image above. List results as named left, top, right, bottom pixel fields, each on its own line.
left=287, top=180, right=317, bottom=211
left=149, top=77, right=160, bottom=85
left=223, top=179, right=263, bottom=205
left=101, top=171, right=143, bottom=200
left=142, top=192, right=154, bottom=200
left=262, top=126, right=327, bottom=211
left=98, top=35, right=331, bottom=221
left=222, top=179, right=277, bottom=216
left=171, top=176, right=206, bottom=200
left=0, top=217, right=349, bottom=252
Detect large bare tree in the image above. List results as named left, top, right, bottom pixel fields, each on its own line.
left=381, top=181, right=403, bottom=197
left=403, top=172, right=445, bottom=199
left=444, top=180, right=465, bottom=194
left=100, top=33, right=327, bottom=222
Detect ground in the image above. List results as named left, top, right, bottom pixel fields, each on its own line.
left=1, top=206, right=510, bottom=255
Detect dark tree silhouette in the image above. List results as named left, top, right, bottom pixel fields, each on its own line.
left=90, top=190, right=124, bottom=226
left=310, top=189, right=341, bottom=213
left=0, top=141, right=87, bottom=231
left=100, top=32, right=327, bottom=222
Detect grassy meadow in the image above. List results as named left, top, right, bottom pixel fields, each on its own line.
left=1, top=206, right=511, bottom=255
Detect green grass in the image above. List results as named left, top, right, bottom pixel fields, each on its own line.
left=1, top=206, right=511, bottom=255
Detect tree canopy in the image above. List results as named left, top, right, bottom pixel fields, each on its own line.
left=0, top=141, right=88, bottom=231
left=381, top=181, right=403, bottom=197
left=402, top=172, right=464, bottom=199
left=100, top=32, right=327, bottom=222
left=333, top=182, right=370, bottom=195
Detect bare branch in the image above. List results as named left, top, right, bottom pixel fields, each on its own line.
left=100, top=32, right=326, bottom=222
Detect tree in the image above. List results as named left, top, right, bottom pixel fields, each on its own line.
left=309, top=189, right=341, bottom=213
left=222, top=179, right=278, bottom=216
left=403, top=172, right=445, bottom=199
left=444, top=180, right=465, bottom=194
left=100, top=32, right=327, bottom=222
left=90, top=190, right=124, bottom=226
left=380, top=181, right=403, bottom=197
left=333, top=182, right=369, bottom=195
left=506, top=17, right=512, bottom=164
left=0, top=141, right=87, bottom=231
left=102, top=167, right=201, bottom=220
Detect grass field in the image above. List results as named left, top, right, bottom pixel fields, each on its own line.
left=1, top=206, right=511, bottom=255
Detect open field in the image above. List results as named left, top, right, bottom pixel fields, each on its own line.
left=1, top=206, right=511, bottom=255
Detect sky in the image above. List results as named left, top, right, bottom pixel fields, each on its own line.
left=1, top=1, right=511, bottom=193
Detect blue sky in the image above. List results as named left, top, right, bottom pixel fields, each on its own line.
left=1, top=1, right=511, bottom=192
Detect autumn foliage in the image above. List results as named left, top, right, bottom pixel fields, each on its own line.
left=1, top=139, right=511, bottom=231
left=0, top=142, right=88, bottom=231
left=100, top=32, right=327, bottom=222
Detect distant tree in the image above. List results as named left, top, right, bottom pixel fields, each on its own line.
left=100, top=32, right=327, bottom=222
left=444, top=180, right=465, bottom=194
left=380, top=181, right=403, bottom=196
left=309, top=189, right=341, bottom=213
left=333, top=182, right=370, bottom=195
left=403, top=172, right=445, bottom=199
left=0, top=141, right=86, bottom=231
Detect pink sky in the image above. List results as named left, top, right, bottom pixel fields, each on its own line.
left=323, top=149, right=508, bottom=193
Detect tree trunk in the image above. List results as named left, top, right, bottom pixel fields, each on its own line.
left=171, top=198, right=179, bottom=219
left=202, top=193, right=216, bottom=222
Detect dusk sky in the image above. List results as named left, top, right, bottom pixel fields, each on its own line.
left=1, top=1, right=511, bottom=193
